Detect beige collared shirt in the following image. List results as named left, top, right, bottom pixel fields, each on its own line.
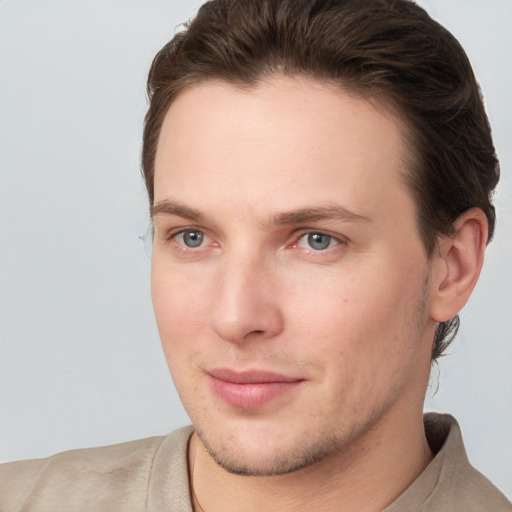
left=1, top=413, right=509, bottom=511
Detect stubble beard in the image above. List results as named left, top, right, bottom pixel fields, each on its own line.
left=190, top=275, right=433, bottom=478
left=194, top=422, right=363, bottom=477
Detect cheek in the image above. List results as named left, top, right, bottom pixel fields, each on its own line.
left=287, top=261, right=426, bottom=377
left=287, top=269, right=395, bottom=338
left=151, top=262, right=212, bottom=359
left=151, top=270, right=212, bottom=406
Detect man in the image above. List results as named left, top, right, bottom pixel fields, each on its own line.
left=1, top=0, right=510, bottom=510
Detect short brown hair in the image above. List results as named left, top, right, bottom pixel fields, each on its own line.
left=142, top=0, right=499, bottom=360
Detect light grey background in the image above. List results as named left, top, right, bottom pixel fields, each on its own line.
left=1, top=0, right=511, bottom=498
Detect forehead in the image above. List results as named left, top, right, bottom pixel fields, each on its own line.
left=154, top=75, right=411, bottom=221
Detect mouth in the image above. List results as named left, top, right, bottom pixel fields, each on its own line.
left=206, top=368, right=304, bottom=409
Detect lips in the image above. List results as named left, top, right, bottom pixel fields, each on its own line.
left=207, top=368, right=303, bottom=408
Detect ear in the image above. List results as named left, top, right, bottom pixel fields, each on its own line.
left=429, top=207, right=488, bottom=323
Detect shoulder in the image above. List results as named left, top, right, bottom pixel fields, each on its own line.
left=387, top=413, right=510, bottom=512
left=424, top=413, right=510, bottom=511
left=0, top=426, right=194, bottom=512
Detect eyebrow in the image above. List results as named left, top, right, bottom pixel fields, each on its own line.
left=272, top=205, right=370, bottom=225
left=151, top=199, right=369, bottom=225
left=151, top=200, right=203, bottom=221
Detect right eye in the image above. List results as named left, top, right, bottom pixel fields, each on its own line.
left=173, top=229, right=206, bottom=248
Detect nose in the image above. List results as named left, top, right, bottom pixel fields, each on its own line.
left=210, top=255, right=284, bottom=344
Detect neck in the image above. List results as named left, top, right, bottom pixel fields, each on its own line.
left=188, top=409, right=433, bottom=512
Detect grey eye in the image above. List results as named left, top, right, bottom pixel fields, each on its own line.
left=307, top=233, right=332, bottom=250
left=182, top=230, right=204, bottom=247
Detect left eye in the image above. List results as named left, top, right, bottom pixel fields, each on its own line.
left=297, top=232, right=338, bottom=251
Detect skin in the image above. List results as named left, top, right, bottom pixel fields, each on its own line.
left=150, top=76, right=487, bottom=511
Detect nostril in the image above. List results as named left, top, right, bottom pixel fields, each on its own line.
left=245, top=329, right=264, bottom=337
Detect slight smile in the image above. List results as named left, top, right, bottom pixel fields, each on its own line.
left=207, top=368, right=305, bottom=409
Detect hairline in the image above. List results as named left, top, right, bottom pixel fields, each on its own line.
left=149, top=72, right=435, bottom=256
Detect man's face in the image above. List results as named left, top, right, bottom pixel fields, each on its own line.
left=151, top=76, right=437, bottom=476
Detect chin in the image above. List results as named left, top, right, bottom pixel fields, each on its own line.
left=194, top=420, right=352, bottom=477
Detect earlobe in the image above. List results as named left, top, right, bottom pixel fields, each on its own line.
left=429, top=208, right=488, bottom=323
